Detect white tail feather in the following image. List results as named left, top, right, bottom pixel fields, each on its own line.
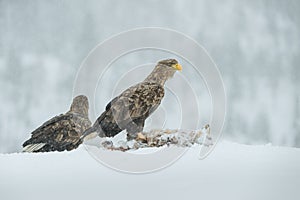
left=22, top=143, right=46, bottom=152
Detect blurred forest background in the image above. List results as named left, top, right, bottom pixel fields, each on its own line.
left=0, top=0, right=299, bottom=153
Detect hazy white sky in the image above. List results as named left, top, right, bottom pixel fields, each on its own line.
left=0, top=0, right=299, bottom=152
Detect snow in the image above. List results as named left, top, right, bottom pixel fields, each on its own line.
left=1, top=141, right=299, bottom=200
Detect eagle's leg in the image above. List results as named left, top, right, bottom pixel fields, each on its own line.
left=126, top=119, right=146, bottom=141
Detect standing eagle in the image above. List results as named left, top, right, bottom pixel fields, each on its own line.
left=22, top=95, right=91, bottom=152
left=82, top=59, right=182, bottom=141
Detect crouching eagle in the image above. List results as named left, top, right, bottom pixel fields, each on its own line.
left=22, top=95, right=91, bottom=152
left=82, top=59, right=182, bottom=141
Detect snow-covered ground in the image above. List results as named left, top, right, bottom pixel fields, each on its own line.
left=1, top=141, right=299, bottom=200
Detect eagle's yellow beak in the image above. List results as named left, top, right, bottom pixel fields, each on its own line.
left=173, top=63, right=182, bottom=71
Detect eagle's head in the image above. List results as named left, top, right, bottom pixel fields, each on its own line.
left=69, top=95, right=89, bottom=117
left=158, top=59, right=182, bottom=71
left=145, top=59, right=182, bottom=85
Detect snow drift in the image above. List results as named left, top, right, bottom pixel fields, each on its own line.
left=0, top=141, right=299, bottom=200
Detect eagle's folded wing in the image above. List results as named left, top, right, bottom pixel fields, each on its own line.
left=109, top=82, right=164, bottom=125
left=23, top=113, right=90, bottom=151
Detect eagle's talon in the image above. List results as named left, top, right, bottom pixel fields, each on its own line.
left=136, top=132, right=147, bottom=142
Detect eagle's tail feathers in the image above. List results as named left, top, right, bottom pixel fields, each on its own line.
left=22, top=143, right=46, bottom=153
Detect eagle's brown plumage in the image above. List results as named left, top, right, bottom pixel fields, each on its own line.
left=82, top=59, right=182, bottom=141
left=22, top=95, right=91, bottom=152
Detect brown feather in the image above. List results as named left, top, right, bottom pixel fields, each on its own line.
left=84, top=59, right=180, bottom=140
left=22, top=95, right=91, bottom=152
